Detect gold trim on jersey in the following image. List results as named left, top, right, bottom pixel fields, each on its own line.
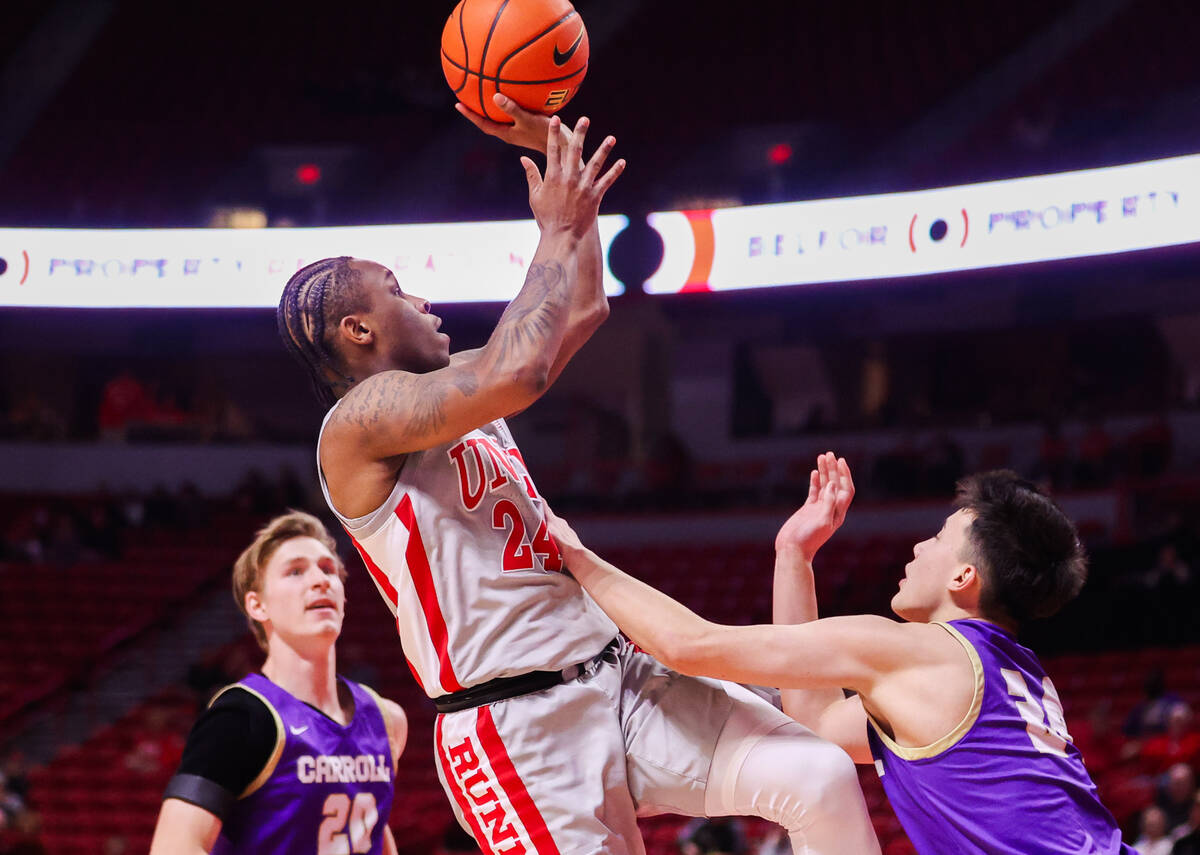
left=865, top=621, right=985, bottom=761
left=357, top=682, right=400, bottom=774
left=209, top=682, right=286, bottom=798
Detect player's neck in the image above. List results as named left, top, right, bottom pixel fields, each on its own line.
left=261, top=639, right=345, bottom=723
left=925, top=601, right=978, bottom=625
left=927, top=603, right=1017, bottom=635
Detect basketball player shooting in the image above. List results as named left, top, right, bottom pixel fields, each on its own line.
left=277, top=101, right=880, bottom=854
left=548, top=455, right=1134, bottom=854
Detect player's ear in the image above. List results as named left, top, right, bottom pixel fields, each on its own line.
left=338, top=314, right=374, bottom=347
left=948, top=563, right=981, bottom=598
left=245, top=589, right=268, bottom=622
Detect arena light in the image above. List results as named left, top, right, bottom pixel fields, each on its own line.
left=295, top=163, right=323, bottom=186
left=767, top=142, right=793, bottom=166
left=0, top=216, right=628, bottom=308
left=644, top=153, right=1200, bottom=294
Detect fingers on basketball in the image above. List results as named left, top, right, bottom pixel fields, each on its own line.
left=442, top=0, right=589, bottom=123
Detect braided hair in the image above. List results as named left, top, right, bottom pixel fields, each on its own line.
left=277, top=256, right=368, bottom=410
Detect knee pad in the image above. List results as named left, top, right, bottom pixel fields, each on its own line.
left=703, top=689, right=880, bottom=854
left=736, top=724, right=860, bottom=832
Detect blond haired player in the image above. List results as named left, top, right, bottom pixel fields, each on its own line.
left=276, top=100, right=880, bottom=854
left=150, top=511, right=407, bottom=855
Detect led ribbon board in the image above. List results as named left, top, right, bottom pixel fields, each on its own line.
left=645, top=154, right=1200, bottom=294
left=0, top=216, right=628, bottom=308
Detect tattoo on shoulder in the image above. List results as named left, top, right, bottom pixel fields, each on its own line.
left=452, top=371, right=480, bottom=397
left=333, top=368, right=480, bottom=443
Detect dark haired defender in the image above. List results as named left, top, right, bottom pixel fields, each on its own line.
left=549, top=456, right=1134, bottom=854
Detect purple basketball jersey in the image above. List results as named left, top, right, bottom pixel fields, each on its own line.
left=867, top=620, right=1136, bottom=854
left=212, top=673, right=395, bottom=855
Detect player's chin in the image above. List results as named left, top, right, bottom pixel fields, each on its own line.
left=309, top=611, right=343, bottom=632
left=314, top=621, right=342, bottom=641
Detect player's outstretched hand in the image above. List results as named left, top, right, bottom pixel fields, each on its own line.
left=456, top=93, right=566, bottom=155
left=775, top=452, right=855, bottom=562
left=519, top=114, right=623, bottom=239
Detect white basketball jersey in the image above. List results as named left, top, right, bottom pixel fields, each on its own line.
left=318, top=407, right=618, bottom=698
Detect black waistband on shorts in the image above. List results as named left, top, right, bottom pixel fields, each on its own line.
left=434, top=637, right=619, bottom=714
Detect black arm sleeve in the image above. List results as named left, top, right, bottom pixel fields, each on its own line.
left=161, top=687, right=279, bottom=820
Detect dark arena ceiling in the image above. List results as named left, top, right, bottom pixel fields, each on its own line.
left=1, top=0, right=1197, bottom=228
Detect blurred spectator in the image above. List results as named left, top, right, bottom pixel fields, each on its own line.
left=1173, top=793, right=1200, bottom=855
left=123, top=706, right=184, bottom=779
left=0, top=775, right=23, bottom=823
left=1161, top=764, right=1198, bottom=831
left=186, top=640, right=258, bottom=707
left=98, top=370, right=200, bottom=442
left=213, top=643, right=257, bottom=686
left=3, top=391, right=67, bottom=441
left=144, top=484, right=181, bottom=529
left=0, top=757, right=27, bottom=803
left=126, top=380, right=192, bottom=441
left=175, top=482, right=210, bottom=530
left=120, top=491, right=146, bottom=528
left=1122, top=543, right=1196, bottom=643
left=753, top=826, right=790, bottom=855
left=97, top=370, right=155, bottom=441
left=1125, top=670, right=1185, bottom=738
left=1, top=497, right=140, bottom=566
left=860, top=340, right=891, bottom=426
left=678, top=817, right=746, bottom=855
left=232, top=469, right=278, bottom=515
left=277, top=466, right=311, bottom=510
left=1073, top=700, right=1133, bottom=777
left=0, top=809, right=47, bottom=855
left=80, top=500, right=125, bottom=560
left=193, top=383, right=254, bottom=443
left=1142, top=545, right=1193, bottom=592
left=1, top=509, right=44, bottom=564
left=1138, top=805, right=1176, bottom=855
left=1142, top=704, right=1200, bottom=775
left=100, top=835, right=128, bottom=855
left=43, top=512, right=83, bottom=567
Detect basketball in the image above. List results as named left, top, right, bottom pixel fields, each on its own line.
left=441, top=0, right=589, bottom=123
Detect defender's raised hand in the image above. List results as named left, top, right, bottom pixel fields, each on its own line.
left=775, top=452, right=856, bottom=562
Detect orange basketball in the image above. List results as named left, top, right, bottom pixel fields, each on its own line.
left=441, top=0, right=589, bottom=123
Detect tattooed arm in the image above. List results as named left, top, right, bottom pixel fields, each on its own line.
left=320, top=117, right=624, bottom=514
left=541, top=224, right=608, bottom=390
left=325, top=250, right=577, bottom=453
left=456, top=95, right=611, bottom=391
